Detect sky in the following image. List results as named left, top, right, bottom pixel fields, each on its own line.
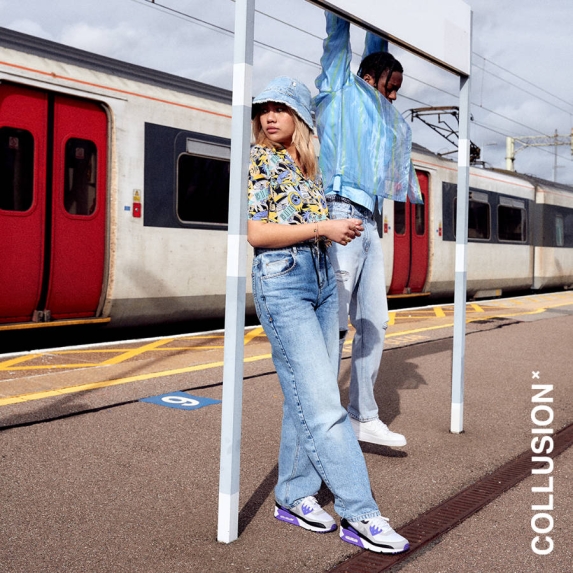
left=2, top=0, right=573, bottom=184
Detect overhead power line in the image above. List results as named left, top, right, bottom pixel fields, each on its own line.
left=472, top=62, right=573, bottom=116
left=130, top=0, right=573, bottom=167
left=133, top=0, right=571, bottom=118
left=473, top=53, right=573, bottom=112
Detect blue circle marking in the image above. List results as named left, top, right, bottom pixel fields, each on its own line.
left=140, top=391, right=221, bottom=410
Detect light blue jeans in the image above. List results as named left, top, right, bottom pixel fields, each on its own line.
left=326, top=199, right=390, bottom=422
left=252, top=243, right=380, bottom=522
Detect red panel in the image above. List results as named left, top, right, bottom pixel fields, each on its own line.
left=45, top=96, right=107, bottom=319
left=388, top=200, right=411, bottom=295
left=408, top=171, right=429, bottom=292
left=388, top=170, right=429, bottom=295
left=0, top=85, right=47, bottom=323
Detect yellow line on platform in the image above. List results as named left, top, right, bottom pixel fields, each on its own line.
left=0, top=354, right=42, bottom=370
left=99, top=338, right=173, bottom=366
left=0, top=317, right=111, bottom=331
left=6, top=364, right=100, bottom=370
left=2, top=297, right=571, bottom=407
left=0, top=352, right=274, bottom=407
left=244, top=327, right=264, bottom=345
left=434, top=306, right=446, bottom=318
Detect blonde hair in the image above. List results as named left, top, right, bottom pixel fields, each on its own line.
left=252, top=107, right=318, bottom=180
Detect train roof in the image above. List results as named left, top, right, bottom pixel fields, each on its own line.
left=487, top=167, right=573, bottom=194
left=0, top=26, right=232, bottom=105
left=412, top=142, right=573, bottom=194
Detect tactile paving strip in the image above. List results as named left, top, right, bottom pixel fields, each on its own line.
left=329, top=422, right=573, bottom=573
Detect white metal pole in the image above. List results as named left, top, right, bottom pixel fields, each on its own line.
left=505, top=136, right=515, bottom=171
left=450, top=12, right=472, bottom=434
left=217, top=0, right=254, bottom=544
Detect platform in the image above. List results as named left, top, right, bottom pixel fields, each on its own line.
left=1, top=291, right=572, bottom=572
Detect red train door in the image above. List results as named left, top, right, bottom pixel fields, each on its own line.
left=0, top=85, right=107, bottom=324
left=0, top=85, right=48, bottom=323
left=388, top=171, right=429, bottom=295
left=45, top=96, right=107, bottom=319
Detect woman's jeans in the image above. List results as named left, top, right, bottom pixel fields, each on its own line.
left=252, top=243, right=380, bottom=522
left=326, top=199, right=390, bottom=422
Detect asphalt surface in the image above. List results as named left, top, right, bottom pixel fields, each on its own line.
left=1, top=293, right=572, bottom=572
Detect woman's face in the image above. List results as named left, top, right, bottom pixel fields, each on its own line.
left=258, top=102, right=296, bottom=147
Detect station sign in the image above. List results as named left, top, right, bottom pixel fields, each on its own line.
left=307, top=0, right=472, bottom=75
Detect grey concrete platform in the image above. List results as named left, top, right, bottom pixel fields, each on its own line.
left=1, top=292, right=572, bottom=572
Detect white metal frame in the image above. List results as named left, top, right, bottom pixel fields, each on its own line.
left=218, top=0, right=473, bottom=543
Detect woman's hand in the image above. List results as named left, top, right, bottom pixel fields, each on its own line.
left=320, top=218, right=364, bottom=246
left=247, top=218, right=364, bottom=249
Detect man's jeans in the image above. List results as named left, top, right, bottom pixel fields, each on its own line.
left=252, top=243, right=380, bottom=521
left=326, top=199, right=390, bottom=422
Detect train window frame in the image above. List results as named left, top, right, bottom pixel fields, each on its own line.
left=453, top=191, right=491, bottom=241
left=143, top=123, right=232, bottom=230
left=414, top=202, right=425, bottom=236
left=63, top=137, right=98, bottom=217
left=555, top=214, right=564, bottom=247
left=497, top=196, right=527, bottom=243
left=0, top=126, right=35, bottom=213
left=394, top=201, right=406, bottom=235
left=176, top=138, right=231, bottom=227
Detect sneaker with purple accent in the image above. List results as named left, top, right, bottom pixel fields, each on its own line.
left=350, top=417, right=407, bottom=447
left=340, top=515, right=409, bottom=553
left=274, top=496, right=337, bottom=533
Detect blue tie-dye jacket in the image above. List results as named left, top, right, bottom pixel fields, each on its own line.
left=314, top=12, right=423, bottom=212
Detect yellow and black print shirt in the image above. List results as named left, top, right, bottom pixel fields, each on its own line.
left=247, top=144, right=328, bottom=225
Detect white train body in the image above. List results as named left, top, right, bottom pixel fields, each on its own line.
left=1, top=29, right=572, bottom=329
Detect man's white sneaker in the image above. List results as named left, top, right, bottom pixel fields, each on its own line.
left=350, top=418, right=407, bottom=447
left=340, top=515, right=409, bottom=553
left=274, top=496, right=337, bottom=533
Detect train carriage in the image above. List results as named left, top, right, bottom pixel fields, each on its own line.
left=531, top=178, right=573, bottom=290
left=1, top=27, right=236, bottom=327
left=1, top=27, right=572, bottom=331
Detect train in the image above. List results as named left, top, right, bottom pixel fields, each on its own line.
left=1, top=27, right=572, bottom=330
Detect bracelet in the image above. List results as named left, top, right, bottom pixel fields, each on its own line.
left=314, top=221, right=319, bottom=244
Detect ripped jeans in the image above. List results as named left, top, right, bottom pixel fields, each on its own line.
left=326, top=198, right=390, bottom=422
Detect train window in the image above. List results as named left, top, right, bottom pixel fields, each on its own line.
left=177, top=151, right=230, bottom=225
left=498, top=197, right=526, bottom=242
left=0, top=127, right=34, bottom=212
left=394, top=201, right=406, bottom=235
left=64, top=138, right=98, bottom=215
left=555, top=214, right=564, bottom=247
left=453, top=197, right=491, bottom=240
left=414, top=203, right=425, bottom=235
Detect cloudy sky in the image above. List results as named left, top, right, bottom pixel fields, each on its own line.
left=2, top=0, right=572, bottom=183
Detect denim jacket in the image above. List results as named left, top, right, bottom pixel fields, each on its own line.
left=314, top=13, right=423, bottom=212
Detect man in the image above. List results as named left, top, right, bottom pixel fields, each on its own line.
left=314, top=12, right=423, bottom=447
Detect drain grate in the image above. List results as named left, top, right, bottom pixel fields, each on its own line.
left=329, top=422, right=573, bottom=573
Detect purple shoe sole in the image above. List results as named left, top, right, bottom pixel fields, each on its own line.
left=340, top=525, right=410, bottom=553
left=274, top=506, right=337, bottom=533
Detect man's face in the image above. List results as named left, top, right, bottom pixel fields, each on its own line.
left=364, top=70, right=403, bottom=103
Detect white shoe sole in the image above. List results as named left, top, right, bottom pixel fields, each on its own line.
left=351, top=420, right=407, bottom=447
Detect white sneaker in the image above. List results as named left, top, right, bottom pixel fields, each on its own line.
left=340, top=515, right=409, bottom=553
left=274, top=496, right=337, bottom=533
left=350, top=418, right=407, bottom=447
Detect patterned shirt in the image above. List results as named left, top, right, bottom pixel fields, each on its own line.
left=314, top=13, right=423, bottom=211
left=247, top=144, right=328, bottom=225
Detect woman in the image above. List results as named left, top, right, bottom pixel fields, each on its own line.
left=248, top=76, right=409, bottom=554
